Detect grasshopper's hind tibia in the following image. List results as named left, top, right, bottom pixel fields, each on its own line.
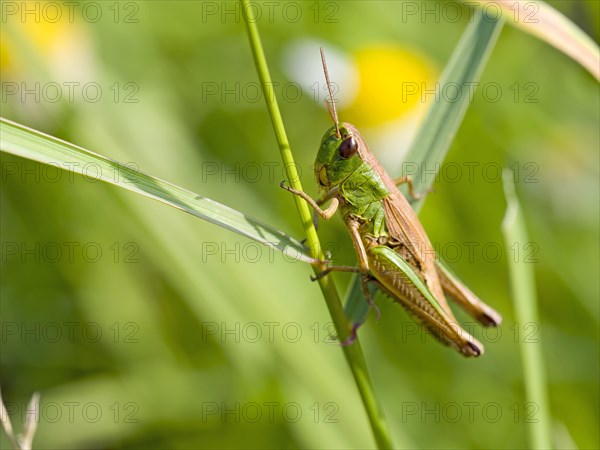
left=436, top=263, right=502, bottom=327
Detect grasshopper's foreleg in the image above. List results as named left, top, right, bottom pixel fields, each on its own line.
left=280, top=181, right=339, bottom=220
left=393, top=175, right=433, bottom=201
left=313, top=186, right=339, bottom=229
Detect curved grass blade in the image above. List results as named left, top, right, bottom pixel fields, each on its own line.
left=502, top=169, right=552, bottom=449
left=404, top=8, right=504, bottom=207
left=473, top=0, right=600, bottom=80
left=0, top=117, right=316, bottom=264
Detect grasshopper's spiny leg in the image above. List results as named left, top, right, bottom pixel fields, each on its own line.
left=280, top=181, right=339, bottom=220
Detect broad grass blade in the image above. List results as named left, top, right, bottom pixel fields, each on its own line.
left=0, top=118, right=316, bottom=263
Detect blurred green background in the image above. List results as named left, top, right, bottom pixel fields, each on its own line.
left=1, top=1, right=598, bottom=448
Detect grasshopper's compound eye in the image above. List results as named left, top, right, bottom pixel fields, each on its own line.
left=338, top=136, right=358, bottom=159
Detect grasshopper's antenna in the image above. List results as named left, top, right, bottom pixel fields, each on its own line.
left=320, top=47, right=341, bottom=139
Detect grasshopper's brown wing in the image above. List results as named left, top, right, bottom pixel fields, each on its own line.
left=346, top=123, right=453, bottom=316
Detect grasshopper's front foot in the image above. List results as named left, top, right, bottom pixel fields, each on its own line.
left=340, top=322, right=361, bottom=346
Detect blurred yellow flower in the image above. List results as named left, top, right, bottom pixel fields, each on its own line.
left=1, top=1, right=91, bottom=78
left=342, top=45, right=437, bottom=128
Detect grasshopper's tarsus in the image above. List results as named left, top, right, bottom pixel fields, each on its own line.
left=393, top=175, right=434, bottom=201
left=340, top=322, right=361, bottom=347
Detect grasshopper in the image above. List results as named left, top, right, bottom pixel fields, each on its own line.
left=281, top=49, right=501, bottom=357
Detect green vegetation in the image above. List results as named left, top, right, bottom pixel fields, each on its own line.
left=1, top=1, right=598, bottom=448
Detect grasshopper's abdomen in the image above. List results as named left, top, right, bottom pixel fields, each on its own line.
left=366, top=244, right=483, bottom=357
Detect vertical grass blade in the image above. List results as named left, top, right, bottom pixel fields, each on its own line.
left=502, top=170, right=552, bottom=449
left=240, top=0, right=394, bottom=448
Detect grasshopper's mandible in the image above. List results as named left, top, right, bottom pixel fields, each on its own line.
left=281, top=48, right=502, bottom=357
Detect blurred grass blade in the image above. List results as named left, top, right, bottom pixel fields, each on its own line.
left=502, top=169, right=552, bottom=449
left=0, top=117, right=316, bottom=264
left=0, top=387, right=20, bottom=450
left=346, top=10, right=503, bottom=319
left=475, top=0, right=600, bottom=80
left=404, top=9, right=503, bottom=207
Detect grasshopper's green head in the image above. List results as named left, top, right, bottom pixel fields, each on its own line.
left=315, top=123, right=363, bottom=190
